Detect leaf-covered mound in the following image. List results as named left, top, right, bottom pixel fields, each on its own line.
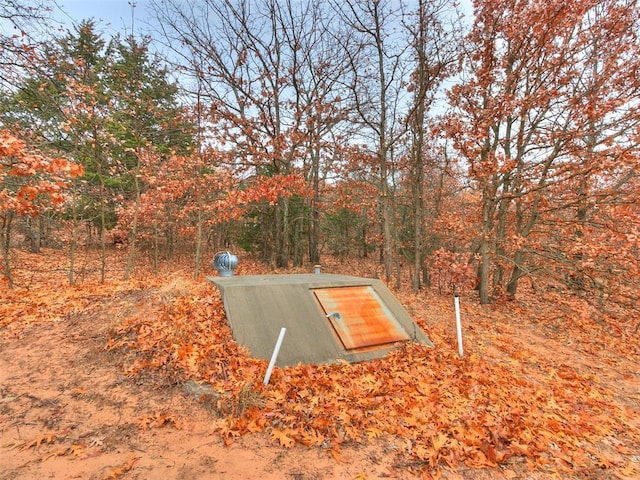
left=106, top=278, right=640, bottom=478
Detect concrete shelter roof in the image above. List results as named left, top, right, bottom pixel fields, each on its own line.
left=208, top=273, right=433, bottom=366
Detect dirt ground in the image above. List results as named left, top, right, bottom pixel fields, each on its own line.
left=0, top=295, right=400, bottom=480
left=1, top=252, right=639, bottom=479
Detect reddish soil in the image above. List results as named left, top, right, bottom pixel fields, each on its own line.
left=1, top=249, right=639, bottom=479
left=0, top=307, right=399, bottom=480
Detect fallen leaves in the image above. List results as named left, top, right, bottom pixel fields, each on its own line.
left=12, top=430, right=92, bottom=463
left=615, top=461, right=640, bottom=480
left=42, top=443, right=85, bottom=461
left=20, top=432, right=58, bottom=450
left=103, top=455, right=139, bottom=480
left=108, top=283, right=638, bottom=476
left=297, top=428, right=325, bottom=447
left=3, top=249, right=638, bottom=478
left=137, top=410, right=182, bottom=431
left=270, top=427, right=296, bottom=448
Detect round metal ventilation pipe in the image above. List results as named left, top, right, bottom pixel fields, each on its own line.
left=213, top=251, right=238, bottom=277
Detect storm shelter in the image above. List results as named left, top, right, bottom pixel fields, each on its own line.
left=208, top=273, right=433, bottom=366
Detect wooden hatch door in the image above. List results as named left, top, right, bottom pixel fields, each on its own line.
left=313, top=285, right=410, bottom=350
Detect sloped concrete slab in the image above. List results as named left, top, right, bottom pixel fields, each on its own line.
left=208, top=274, right=433, bottom=366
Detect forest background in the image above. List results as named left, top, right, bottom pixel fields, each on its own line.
left=2, top=0, right=639, bottom=315
left=1, top=1, right=639, bottom=478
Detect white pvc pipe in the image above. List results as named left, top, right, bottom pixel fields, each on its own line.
left=454, top=296, right=464, bottom=358
left=263, top=327, right=287, bottom=385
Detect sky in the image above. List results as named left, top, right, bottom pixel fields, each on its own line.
left=53, top=0, right=154, bottom=36
left=52, top=1, right=474, bottom=37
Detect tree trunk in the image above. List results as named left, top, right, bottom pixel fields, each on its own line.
left=493, top=192, right=510, bottom=290
left=153, top=220, right=159, bottom=276
left=98, top=175, right=107, bottom=283
left=506, top=249, right=525, bottom=296
left=261, top=209, right=272, bottom=264
left=68, top=217, right=78, bottom=286
left=410, top=145, right=425, bottom=291
left=194, top=207, right=204, bottom=279
left=292, top=214, right=304, bottom=267
left=412, top=197, right=424, bottom=292
left=1, top=212, right=14, bottom=288
left=276, top=197, right=290, bottom=268
left=479, top=235, right=490, bottom=304
left=100, top=222, right=106, bottom=283
left=479, top=194, right=492, bottom=304
left=410, top=0, right=428, bottom=292
left=166, top=224, right=175, bottom=260
left=25, top=217, right=42, bottom=253
left=124, top=182, right=140, bottom=281
left=381, top=173, right=394, bottom=282
left=308, top=149, right=321, bottom=265
left=361, top=221, right=368, bottom=258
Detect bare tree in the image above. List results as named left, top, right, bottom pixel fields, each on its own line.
left=329, top=0, right=412, bottom=283
left=150, top=0, right=352, bottom=267
left=0, top=0, right=53, bottom=90
left=447, top=0, right=640, bottom=304
left=403, top=0, right=460, bottom=291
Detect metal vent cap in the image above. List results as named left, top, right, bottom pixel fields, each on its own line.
left=213, top=251, right=238, bottom=277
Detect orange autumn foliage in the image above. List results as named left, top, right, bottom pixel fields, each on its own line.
left=0, top=130, right=83, bottom=217
left=96, top=258, right=639, bottom=478
left=0, top=248, right=638, bottom=478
